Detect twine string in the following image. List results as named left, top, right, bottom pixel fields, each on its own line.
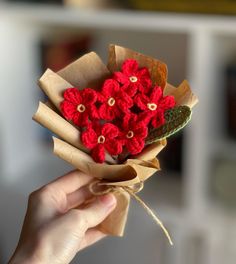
left=89, top=180, right=173, bottom=246
left=123, top=186, right=173, bottom=245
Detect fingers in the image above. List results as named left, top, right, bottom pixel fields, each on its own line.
left=67, top=185, right=93, bottom=210
left=67, top=193, right=116, bottom=234
left=80, top=193, right=117, bottom=228
left=30, top=194, right=116, bottom=260
left=79, top=228, right=107, bottom=251
left=28, top=171, right=94, bottom=225
left=46, top=170, right=93, bottom=195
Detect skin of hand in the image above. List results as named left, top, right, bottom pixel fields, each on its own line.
left=9, top=170, right=117, bottom=264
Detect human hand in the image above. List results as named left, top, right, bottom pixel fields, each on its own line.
left=9, top=170, right=117, bottom=264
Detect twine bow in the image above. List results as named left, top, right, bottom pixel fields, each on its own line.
left=89, top=180, right=173, bottom=245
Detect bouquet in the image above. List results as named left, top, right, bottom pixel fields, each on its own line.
left=33, top=44, right=198, bottom=245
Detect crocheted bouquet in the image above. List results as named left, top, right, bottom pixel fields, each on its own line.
left=33, top=45, right=198, bottom=243
left=61, top=58, right=179, bottom=163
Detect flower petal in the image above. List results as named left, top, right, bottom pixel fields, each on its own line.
left=122, top=113, right=131, bottom=130
left=101, top=123, right=119, bottom=138
left=60, top=101, right=77, bottom=120
left=134, top=126, right=148, bottom=139
left=122, top=113, right=138, bottom=131
left=91, top=144, right=105, bottom=163
left=97, top=92, right=106, bottom=103
left=136, top=82, right=151, bottom=94
left=137, top=67, right=151, bottom=80
left=136, top=68, right=152, bottom=93
left=138, top=111, right=153, bottom=125
left=159, top=95, right=176, bottom=110
left=151, top=110, right=165, bottom=128
left=117, top=91, right=133, bottom=113
left=105, top=139, right=123, bottom=155
left=126, top=137, right=145, bottom=155
left=113, top=72, right=128, bottom=84
left=92, top=122, right=103, bottom=135
left=89, top=105, right=100, bottom=120
left=81, top=128, right=98, bottom=149
left=102, top=79, right=120, bottom=97
left=99, top=104, right=116, bottom=121
left=72, top=112, right=89, bottom=126
left=81, top=88, right=97, bottom=105
left=63, top=88, right=81, bottom=104
left=134, top=93, right=149, bottom=110
left=149, top=86, right=162, bottom=103
left=121, top=82, right=137, bottom=97
left=122, top=59, right=139, bottom=75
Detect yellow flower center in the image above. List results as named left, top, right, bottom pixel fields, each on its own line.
left=129, top=76, right=138, bottom=83
left=108, top=97, right=116, bottom=106
left=77, top=104, right=86, bottom=113
left=126, top=131, right=134, bottom=139
left=97, top=135, right=106, bottom=144
left=147, top=103, right=157, bottom=111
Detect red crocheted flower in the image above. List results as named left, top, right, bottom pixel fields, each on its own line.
left=119, top=114, right=148, bottom=155
left=114, top=59, right=152, bottom=97
left=81, top=123, right=123, bottom=163
left=60, top=87, right=98, bottom=126
left=135, top=86, right=176, bottom=128
left=98, top=79, right=133, bottom=120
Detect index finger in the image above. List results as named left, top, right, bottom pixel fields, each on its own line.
left=47, top=170, right=93, bottom=194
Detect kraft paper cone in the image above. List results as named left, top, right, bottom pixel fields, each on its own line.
left=98, top=190, right=130, bottom=236
left=38, top=69, right=71, bottom=110
left=135, top=139, right=167, bottom=161
left=164, top=83, right=177, bottom=96
left=33, top=44, right=199, bottom=238
left=33, top=102, right=85, bottom=151
left=170, top=80, right=199, bottom=108
left=58, top=52, right=110, bottom=89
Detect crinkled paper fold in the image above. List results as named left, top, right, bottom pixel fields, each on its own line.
left=33, top=45, right=198, bottom=236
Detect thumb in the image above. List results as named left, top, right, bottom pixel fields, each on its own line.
left=80, top=193, right=117, bottom=229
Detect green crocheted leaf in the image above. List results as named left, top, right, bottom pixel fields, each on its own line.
left=145, top=105, right=192, bottom=145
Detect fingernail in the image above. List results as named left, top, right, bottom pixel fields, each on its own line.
left=99, top=194, right=116, bottom=208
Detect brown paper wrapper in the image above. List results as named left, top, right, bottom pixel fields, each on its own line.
left=33, top=45, right=198, bottom=236
left=57, top=52, right=111, bottom=89
left=33, top=102, right=85, bottom=151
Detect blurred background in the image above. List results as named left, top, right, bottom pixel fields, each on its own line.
left=0, top=0, right=236, bottom=263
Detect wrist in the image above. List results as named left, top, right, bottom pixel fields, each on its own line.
left=9, top=253, right=41, bottom=264
left=9, top=242, right=43, bottom=264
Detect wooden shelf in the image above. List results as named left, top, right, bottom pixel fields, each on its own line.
left=1, top=3, right=236, bottom=33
